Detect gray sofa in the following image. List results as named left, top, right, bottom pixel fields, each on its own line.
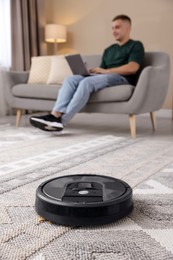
left=2, top=52, right=170, bottom=137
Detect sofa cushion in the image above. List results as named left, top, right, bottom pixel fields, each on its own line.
left=89, top=84, right=135, bottom=103
left=12, top=84, right=61, bottom=100
left=27, top=56, right=51, bottom=84
left=12, top=83, right=134, bottom=102
left=47, top=55, right=73, bottom=84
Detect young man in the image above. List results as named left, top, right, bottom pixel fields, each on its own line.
left=30, top=14, right=144, bottom=132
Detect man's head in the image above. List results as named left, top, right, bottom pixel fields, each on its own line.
left=112, top=15, right=131, bottom=44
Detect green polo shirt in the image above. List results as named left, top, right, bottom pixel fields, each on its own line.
left=100, top=39, right=144, bottom=85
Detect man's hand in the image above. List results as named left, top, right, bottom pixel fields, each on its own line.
left=89, top=67, right=109, bottom=74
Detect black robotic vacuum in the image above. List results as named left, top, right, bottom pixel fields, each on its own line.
left=35, top=174, right=133, bottom=226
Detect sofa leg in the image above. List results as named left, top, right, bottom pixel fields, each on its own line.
left=16, top=109, right=24, bottom=127
left=129, top=114, right=136, bottom=138
left=150, top=112, right=157, bottom=131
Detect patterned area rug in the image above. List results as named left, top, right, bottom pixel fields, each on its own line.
left=0, top=125, right=173, bottom=260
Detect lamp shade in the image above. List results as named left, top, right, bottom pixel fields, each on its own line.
left=45, top=24, right=66, bottom=43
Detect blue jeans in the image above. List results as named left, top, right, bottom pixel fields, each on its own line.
left=53, top=74, right=128, bottom=124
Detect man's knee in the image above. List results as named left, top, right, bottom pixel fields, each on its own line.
left=77, top=78, right=95, bottom=94
left=79, top=76, right=101, bottom=93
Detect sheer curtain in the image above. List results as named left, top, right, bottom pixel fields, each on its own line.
left=0, top=0, right=11, bottom=68
left=0, top=0, right=11, bottom=116
left=0, top=0, right=46, bottom=116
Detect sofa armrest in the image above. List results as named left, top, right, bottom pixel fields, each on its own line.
left=127, top=64, right=170, bottom=114
left=1, top=70, right=29, bottom=107
left=2, top=70, right=29, bottom=86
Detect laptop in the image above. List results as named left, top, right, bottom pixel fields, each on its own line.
left=65, top=54, right=94, bottom=76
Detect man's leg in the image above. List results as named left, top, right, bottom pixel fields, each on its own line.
left=30, top=75, right=84, bottom=131
left=30, top=73, right=128, bottom=131
left=60, top=73, right=128, bottom=124
left=52, top=75, right=84, bottom=115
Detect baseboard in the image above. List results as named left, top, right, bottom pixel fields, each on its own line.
left=139, top=109, right=172, bottom=119
left=156, top=109, right=172, bottom=118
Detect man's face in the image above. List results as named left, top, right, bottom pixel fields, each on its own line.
left=112, top=19, right=131, bottom=42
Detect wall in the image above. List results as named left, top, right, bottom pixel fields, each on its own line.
left=45, top=0, right=173, bottom=109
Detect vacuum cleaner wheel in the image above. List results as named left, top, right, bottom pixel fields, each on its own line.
left=35, top=174, right=133, bottom=226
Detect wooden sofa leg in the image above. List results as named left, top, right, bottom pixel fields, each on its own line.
left=150, top=112, right=157, bottom=131
left=129, top=114, right=136, bottom=138
left=16, top=109, right=24, bottom=127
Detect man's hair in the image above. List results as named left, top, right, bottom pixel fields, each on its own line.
left=112, top=14, right=131, bottom=25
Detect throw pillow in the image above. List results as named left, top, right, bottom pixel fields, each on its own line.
left=47, top=55, right=72, bottom=84
left=28, top=56, right=51, bottom=84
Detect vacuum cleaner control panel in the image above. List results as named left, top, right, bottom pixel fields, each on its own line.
left=62, top=182, right=103, bottom=203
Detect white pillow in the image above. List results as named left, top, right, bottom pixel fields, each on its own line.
left=47, top=55, right=72, bottom=84
left=28, top=56, right=51, bottom=84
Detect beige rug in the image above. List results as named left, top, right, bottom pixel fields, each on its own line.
left=0, top=125, right=173, bottom=259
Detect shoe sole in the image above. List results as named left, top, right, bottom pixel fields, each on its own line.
left=30, top=118, right=63, bottom=132
left=31, top=117, right=63, bottom=128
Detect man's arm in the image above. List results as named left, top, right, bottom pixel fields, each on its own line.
left=90, top=61, right=140, bottom=75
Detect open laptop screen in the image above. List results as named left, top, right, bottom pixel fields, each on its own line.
left=65, top=54, right=91, bottom=76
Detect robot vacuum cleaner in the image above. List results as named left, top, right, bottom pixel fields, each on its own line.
left=35, top=174, right=133, bottom=226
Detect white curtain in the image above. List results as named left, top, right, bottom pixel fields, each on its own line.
left=0, top=0, right=11, bottom=116
left=0, top=0, right=11, bottom=68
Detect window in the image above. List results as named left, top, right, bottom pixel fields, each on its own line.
left=0, top=0, right=11, bottom=68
